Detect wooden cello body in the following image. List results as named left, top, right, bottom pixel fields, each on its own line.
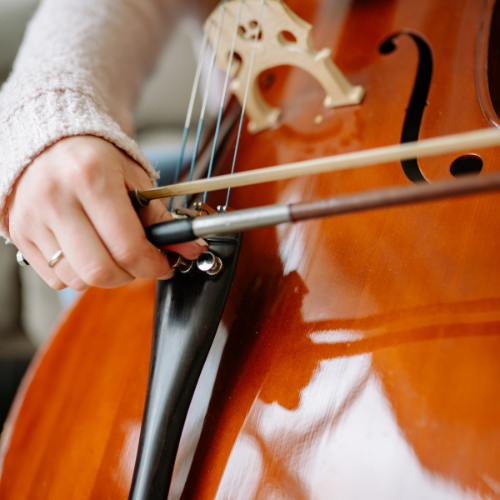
left=2, top=0, right=500, bottom=498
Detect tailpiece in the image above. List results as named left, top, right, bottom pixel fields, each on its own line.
left=129, top=232, right=243, bottom=500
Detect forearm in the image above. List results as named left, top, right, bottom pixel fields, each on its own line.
left=0, top=0, right=179, bottom=240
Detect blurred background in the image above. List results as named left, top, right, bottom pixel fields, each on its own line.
left=0, top=0, right=217, bottom=427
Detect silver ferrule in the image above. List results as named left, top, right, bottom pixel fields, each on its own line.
left=192, top=204, right=291, bottom=237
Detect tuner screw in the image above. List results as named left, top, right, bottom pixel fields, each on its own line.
left=197, top=251, right=223, bottom=276
left=170, top=254, right=194, bottom=274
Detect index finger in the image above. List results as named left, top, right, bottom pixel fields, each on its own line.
left=137, top=198, right=209, bottom=260
left=81, top=182, right=174, bottom=280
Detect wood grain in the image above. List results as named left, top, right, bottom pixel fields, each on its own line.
left=2, top=0, right=500, bottom=498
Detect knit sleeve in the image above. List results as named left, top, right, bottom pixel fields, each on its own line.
left=0, top=0, right=178, bottom=240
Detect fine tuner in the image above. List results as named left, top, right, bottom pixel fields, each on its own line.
left=169, top=251, right=224, bottom=276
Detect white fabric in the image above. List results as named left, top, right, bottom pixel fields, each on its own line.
left=0, top=0, right=180, bottom=240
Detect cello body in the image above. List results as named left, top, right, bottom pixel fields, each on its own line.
left=2, top=0, right=500, bottom=498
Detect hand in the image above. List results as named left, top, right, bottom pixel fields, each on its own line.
left=7, top=136, right=207, bottom=291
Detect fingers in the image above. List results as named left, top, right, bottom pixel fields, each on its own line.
left=7, top=136, right=209, bottom=291
left=59, top=143, right=176, bottom=281
left=12, top=223, right=90, bottom=291
left=75, top=155, right=207, bottom=280
left=49, top=202, right=135, bottom=289
left=123, top=158, right=209, bottom=260
left=79, top=181, right=175, bottom=280
left=13, top=212, right=132, bottom=291
left=9, top=202, right=68, bottom=290
left=15, top=237, right=66, bottom=290
left=137, top=198, right=209, bottom=260
left=163, top=239, right=210, bottom=261
left=33, top=230, right=89, bottom=292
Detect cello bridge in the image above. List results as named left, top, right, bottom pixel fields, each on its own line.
left=205, top=0, right=365, bottom=134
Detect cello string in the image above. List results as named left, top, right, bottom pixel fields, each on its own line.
left=225, top=0, right=265, bottom=207
left=168, top=18, right=213, bottom=211
left=184, top=2, right=227, bottom=207
left=202, top=0, right=245, bottom=203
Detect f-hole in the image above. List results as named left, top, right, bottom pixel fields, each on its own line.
left=380, top=32, right=433, bottom=183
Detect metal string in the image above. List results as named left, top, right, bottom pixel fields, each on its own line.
left=202, top=0, right=245, bottom=203
left=184, top=3, right=227, bottom=207
left=225, top=0, right=265, bottom=206
left=168, top=18, right=213, bottom=211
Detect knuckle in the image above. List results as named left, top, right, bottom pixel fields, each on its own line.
left=46, top=275, right=65, bottom=290
left=65, top=276, right=88, bottom=292
left=9, top=225, right=22, bottom=245
left=37, top=180, right=59, bottom=202
left=80, top=263, right=116, bottom=287
left=71, top=155, right=105, bottom=189
left=112, top=244, right=142, bottom=270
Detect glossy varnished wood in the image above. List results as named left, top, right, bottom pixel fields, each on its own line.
left=2, top=0, right=500, bottom=498
left=0, top=280, right=155, bottom=499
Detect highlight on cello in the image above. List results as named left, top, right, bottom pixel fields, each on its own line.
left=2, top=0, right=500, bottom=499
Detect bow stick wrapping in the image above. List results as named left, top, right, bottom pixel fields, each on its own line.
left=146, top=171, right=500, bottom=247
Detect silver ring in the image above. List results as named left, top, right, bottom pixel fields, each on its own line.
left=48, top=250, right=64, bottom=268
left=16, top=250, right=29, bottom=267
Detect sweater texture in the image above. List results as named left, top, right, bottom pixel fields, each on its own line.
left=0, top=0, right=178, bottom=240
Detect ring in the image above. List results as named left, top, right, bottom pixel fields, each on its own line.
left=48, top=250, right=64, bottom=268
left=16, top=250, right=29, bottom=267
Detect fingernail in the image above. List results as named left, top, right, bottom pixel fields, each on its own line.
left=195, top=238, right=208, bottom=248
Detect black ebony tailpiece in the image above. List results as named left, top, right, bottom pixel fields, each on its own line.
left=129, top=232, right=243, bottom=500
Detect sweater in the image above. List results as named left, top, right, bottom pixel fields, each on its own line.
left=0, top=0, right=182, bottom=241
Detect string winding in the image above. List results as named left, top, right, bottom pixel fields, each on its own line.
left=203, top=0, right=246, bottom=203
left=184, top=3, right=226, bottom=207
left=226, top=0, right=266, bottom=207
left=169, top=18, right=212, bottom=211
left=171, top=0, right=267, bottom=209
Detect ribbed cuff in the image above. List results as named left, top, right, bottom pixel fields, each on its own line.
left=0, top=89, right=157, bottom=241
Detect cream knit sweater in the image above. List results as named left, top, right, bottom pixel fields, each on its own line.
left=0, top=0, right=182, bottom=240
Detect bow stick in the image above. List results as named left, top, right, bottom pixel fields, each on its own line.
left=146, top=171, right=500, bottom=246
left=132, top=128, right=500, bottom=203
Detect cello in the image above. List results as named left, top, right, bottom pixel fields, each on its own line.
left=2, top=0, right=500, bottom=498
